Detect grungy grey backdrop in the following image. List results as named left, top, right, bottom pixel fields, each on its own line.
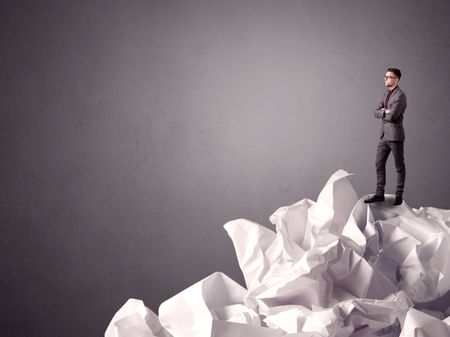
left=1, top=0, right=450, bottom=336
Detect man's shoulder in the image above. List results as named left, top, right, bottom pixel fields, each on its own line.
left=396, top=86, right=406, bottom=96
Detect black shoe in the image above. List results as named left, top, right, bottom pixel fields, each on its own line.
left=364, top=195, right=385, bottom=203
left=393, top=196, right=403, bottom=205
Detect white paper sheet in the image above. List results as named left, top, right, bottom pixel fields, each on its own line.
left=399, top=308, right=450, bottom=337
left=158, top=272, right=260, bottom=337
left=105, top=169, right=450, bottom=337
left=105, top=299, right=172, bottom=337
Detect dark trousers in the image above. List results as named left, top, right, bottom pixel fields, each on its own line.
left=375, top=138, right=405, bottom=196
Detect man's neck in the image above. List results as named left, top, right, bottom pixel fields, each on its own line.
left=388, top=85, right=398, bottom=91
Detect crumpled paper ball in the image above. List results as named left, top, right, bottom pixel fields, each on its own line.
left=105, top=170, right=450, bottom=337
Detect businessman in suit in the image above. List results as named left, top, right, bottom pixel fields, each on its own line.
left=365, top=68, right=407, bottom=206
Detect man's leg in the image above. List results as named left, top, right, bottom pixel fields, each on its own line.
left=375, top=139, right=391, bottom=196
left=390, top=141, right=405, bottom=197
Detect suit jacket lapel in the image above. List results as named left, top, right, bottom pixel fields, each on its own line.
left=385, top=86, right=399, bottom=108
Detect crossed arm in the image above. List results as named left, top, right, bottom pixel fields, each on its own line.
left=374, top=94, right=407, bottom=122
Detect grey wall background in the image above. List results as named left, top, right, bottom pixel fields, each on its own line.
left=1, top=0, right=449, bottom=336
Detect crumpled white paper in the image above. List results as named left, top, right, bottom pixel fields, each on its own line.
left=398, top=308, right=450, bottom=337
left=105, top=169, right=450, bottom=337
left=105, top=298, right=173, bottom=337
left=159, top=272, right=260, bottom=337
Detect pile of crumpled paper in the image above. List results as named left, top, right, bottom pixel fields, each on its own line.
left=105, top=170, right=450, bottom=337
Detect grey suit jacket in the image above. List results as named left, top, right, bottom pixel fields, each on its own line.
left=374, top=86, right=407, bottom=141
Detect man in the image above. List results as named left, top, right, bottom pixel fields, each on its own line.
left=365, top=68, right=407, bottom=206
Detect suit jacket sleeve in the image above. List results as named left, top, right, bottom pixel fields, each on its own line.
left=374, top=99, right=385, bottom=118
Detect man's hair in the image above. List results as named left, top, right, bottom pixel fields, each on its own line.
left=387, top=67, right=402, bottom=79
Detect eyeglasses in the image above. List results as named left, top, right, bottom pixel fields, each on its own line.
left=384, top=75, right=397, bottom=80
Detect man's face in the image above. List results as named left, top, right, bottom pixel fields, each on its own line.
left=384, top=71, right=399, bottom=88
